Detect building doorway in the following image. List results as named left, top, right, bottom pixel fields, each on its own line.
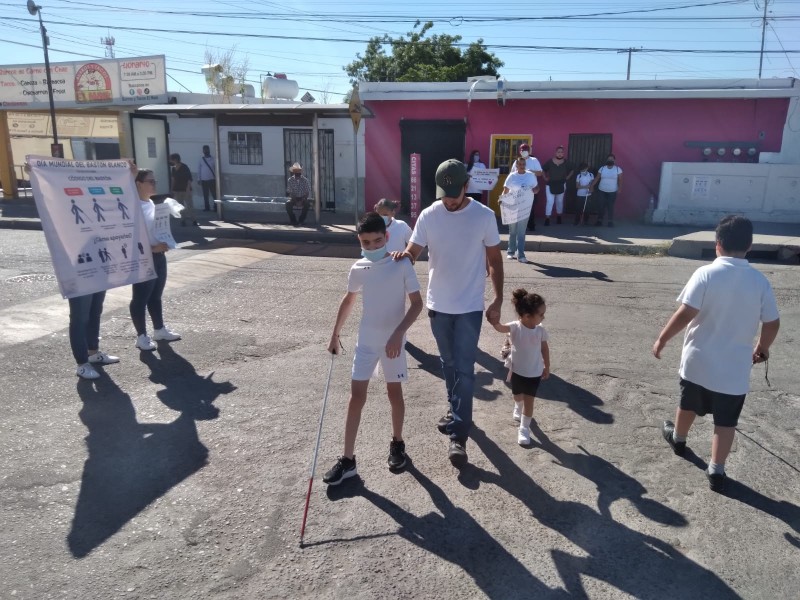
left=400, top=119, right=466, bottom=212
left=283, top=128, right=336, bottom=210
left=488, top=134, right=532, bottom=215
left=565, top=133, right=612, bottom=214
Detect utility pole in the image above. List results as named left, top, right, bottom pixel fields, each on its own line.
left=617, top=48, right=638, bottom=80
left=758, top=0, right=769, bottom=79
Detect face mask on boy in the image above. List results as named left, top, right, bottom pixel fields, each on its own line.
left=361, top=245, right=387, bottom=262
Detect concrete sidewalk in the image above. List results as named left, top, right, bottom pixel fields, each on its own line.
left=2, top=198, right=797, bottom=260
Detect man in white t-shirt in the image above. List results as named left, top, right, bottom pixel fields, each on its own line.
left=395, top=159, right=504, bottom=467
left=323, top=212, right=423, bottom=485
left=653, top=216, right=780, bottom=492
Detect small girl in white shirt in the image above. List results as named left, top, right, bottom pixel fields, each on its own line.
left=493, top=288, right=550, bottom=445
left=375, top=198, right=413, bottom=253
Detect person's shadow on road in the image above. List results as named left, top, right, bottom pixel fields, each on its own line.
left=68, top=376, right=211, bottom=558
left=529, top=261, right=613, bottom=282
left=532, top=374, right=614, bottom=424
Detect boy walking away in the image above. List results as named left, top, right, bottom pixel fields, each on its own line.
left=323, top=212, right=423, bottom=485
left=653, top=216, right=780, bottom=492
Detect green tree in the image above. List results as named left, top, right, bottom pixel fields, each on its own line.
left=344, top=21, right=503, bottom=84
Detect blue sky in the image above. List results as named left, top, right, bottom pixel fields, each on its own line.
left=1, top=0, right=797, bottom=101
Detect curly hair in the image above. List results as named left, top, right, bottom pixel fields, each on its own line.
left=511, top=288, right=545, bottom=318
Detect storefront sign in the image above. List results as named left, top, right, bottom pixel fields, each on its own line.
left=409, top=153, right=421, bottom=225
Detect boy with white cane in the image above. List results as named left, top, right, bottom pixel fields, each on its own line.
left=323, top=212, right=423, bottom=485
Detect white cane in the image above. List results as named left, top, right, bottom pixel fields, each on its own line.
left=300, top=350, right=337, bottom=547
left=580, top=192, right=591, bottom=225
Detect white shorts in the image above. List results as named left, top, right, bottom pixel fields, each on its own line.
left=352, top=341, right=408, bottom=382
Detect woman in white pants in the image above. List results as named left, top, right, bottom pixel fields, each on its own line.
left=542, top=146, right=574, bottom=226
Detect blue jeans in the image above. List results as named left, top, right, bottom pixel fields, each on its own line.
left=68, top=291, right=106, bottom=364
left=596, top=190, right=617, bottom=223
left=428, top=310, right=483, bottom=441
left=507, top=218, right=529, bottom=259
left=130, top=252, right=167, bottom=335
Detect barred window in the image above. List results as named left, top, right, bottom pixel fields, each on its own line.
left=228, top=132, right=263, bottom=165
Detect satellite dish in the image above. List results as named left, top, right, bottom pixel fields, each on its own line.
left=27, top=0, right=40, bottom=16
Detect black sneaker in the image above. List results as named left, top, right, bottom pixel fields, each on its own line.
left=388, top=438, right=407, bottom=470
left=448, top=439, right=468, bottom=468
left=322, top=456, right=357, bottom=485
left=437, top=411, right=453, bottom=435
left=707, top=471, right=727, bottom=493
left=662, top=420, right=686, bottom=457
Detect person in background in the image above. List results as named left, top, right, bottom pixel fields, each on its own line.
left=502, top=157, right=539, bottom=264
left=514, top=143, right=542, bottom=230
left=197, top=145, right=217, bottom=212
left=574, top=162, right=595, bottom=225
left=375, top=198, right=412, bottom=253
left=285, top=162, right=311, bottom=226
left=594, top=153, right=622, bottom=228
left=131, top=169, right=182, bottom=351
left=466, top=149, right=486, bottom=203
left=169, top=153, right=196, bottom=227
left=542, top=145, right=574, bottom=226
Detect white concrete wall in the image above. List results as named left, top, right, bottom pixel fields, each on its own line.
left=653, top=162, right=800, bottom=225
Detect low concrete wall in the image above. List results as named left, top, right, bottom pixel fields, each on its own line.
left=653, top=162, right=800, bottom=225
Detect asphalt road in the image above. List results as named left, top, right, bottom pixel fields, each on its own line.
left=0, top=230, right=798, bottom=599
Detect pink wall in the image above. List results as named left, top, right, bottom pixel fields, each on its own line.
left=364, top=97, right=788, bottom=219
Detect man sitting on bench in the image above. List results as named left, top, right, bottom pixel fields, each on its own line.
left=285, top=162, right=311, bottom=226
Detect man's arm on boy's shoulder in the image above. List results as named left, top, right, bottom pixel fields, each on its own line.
left=753, top=318, right=780, bottom=363
left=392, top=242, right=423, bottom=265
left=652, top=303, right=699, bottom=359
left=385, top=291, right=423, bottom=359
left=329, top=292, right=358, bottom=354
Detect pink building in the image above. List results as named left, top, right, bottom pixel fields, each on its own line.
left=360, top=78, right=797, bottom=221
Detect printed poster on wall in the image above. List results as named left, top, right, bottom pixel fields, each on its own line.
left=409, top=153, right=421, bottom=226
left=499, top=187, right=535, bottom=225
left=27, top=155, right=156, bottom=299
left=691, top=175, right=711, bottom=201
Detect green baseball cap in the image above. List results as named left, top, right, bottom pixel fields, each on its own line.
left=435, top=159, right=469, bottom=199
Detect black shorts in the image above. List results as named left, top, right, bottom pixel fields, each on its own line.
left=679, top=379, right=746, bottom=428
left=511, top=372, right=542, bottom=397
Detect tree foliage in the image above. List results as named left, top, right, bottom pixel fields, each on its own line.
left=344, top=21, right=503, bottom=84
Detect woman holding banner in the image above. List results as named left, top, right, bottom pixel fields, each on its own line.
left=465, top=150, right=486, bottom=203
left=501, top=157, right=539, bottom=264
left=130, top=170, right=182, bottom=351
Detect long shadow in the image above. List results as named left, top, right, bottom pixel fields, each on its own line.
left=531, top=422, right=685, bottom=526
left=529, top=261, right=613, bottom=282
left=532, top=374, right=614, bottom=424
left=466, top=426, right=739, bottom=598
left=68, top=376, right=210, bottom=558
left=328, top=465, right=567, bottom=598
left=139, top=342, right=236, bottom=420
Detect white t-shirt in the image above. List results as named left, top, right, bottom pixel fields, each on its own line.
left=509, top=321, right=549, bottom=378
left=409, top=199, right=501, bottom=314
left=522, top=156, right=542, bottom=173
left=347, top=255, right=420, bottom=345
left=504, top=170, right=538, bottom=190
left=678, top=256, right=779, bottom=395
left=575, top=171, right=595, bottom=197
left=138, top=199, right=159, bottom=245
left=597, top=165, right=622, bottom=193
left=466, top=161, right=486, bottom=194
left=386, top=218, right=413, bottom=253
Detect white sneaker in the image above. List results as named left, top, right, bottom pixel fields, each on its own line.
left=152, top=326, right=181, bottom=342
left=518, top=427, right=531, bottom=446
left=518, top=257, right=529, bottom=264
left=512, top=404, right=521, bottom=422
left=88, top=350, right=120, bottom=365
left=135, top=334, right=157, bottom=351
left=76, top=363, right=100, bottom=380
left=506, top=254, right=517, bottom=260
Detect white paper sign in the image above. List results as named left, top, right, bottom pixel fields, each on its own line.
left=152, top=200, right=181, bottom=249
left=499, top=187, right=535, bottom=225
left=468, top=168, right=501, bottom=191
left=691, top=176, right=710, bottom=200
left=27, top=156, right=156, bottom=299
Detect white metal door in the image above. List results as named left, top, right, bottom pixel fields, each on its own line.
left=131, top=114, right=169, bottom=196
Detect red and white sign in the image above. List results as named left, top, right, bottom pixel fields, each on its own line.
left=409, top=153, right=421, bottom=226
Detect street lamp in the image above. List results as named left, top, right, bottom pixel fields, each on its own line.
left=26, top=0, right=61, bottom=157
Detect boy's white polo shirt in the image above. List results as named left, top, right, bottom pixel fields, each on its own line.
left=409, top=199, right=501, bottom=314
left=347, top=255, right=420, bottom=345
left=678, top=256, right=779, bottom=395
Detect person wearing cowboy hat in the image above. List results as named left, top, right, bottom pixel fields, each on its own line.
left=285, top=162, right=311, bottom=226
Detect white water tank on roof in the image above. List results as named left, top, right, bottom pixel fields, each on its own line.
left=262, top=76, right=299, bottom=100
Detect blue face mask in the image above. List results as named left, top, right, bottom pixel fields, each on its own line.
left=361, top=245, right=387, bottom=262
left=381, top=215, right=391, bottom=226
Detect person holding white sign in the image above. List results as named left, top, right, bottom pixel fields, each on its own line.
left=130, top=170, right=181, bottom=351
left=502, top=157, right=539, bottom=264
left=465, top=150, right=486, bottom=203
